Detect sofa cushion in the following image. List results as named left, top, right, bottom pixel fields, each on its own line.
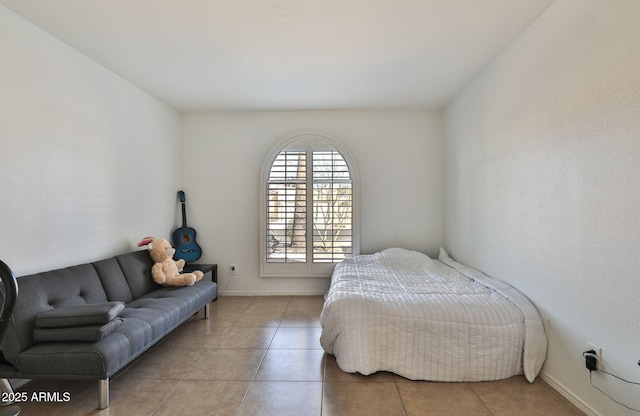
left=35, top=302, right=125, bottom=328
left=33, top=319, right=123, bottom=342
left=139, top=280, right=218, bottom=312
left=115, top=251, right=158, bottom=299
left=121, top=298, right=187, bottom=337
left=93, top=258, right=134, bottom=303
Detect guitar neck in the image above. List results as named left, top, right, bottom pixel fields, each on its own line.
left=181, top=202, right=188, bottom=231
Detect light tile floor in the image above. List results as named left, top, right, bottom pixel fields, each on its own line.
left=11, top=296, right=586, bottom=416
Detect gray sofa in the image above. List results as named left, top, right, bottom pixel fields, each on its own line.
left=0, top=250, right=217, bottom=409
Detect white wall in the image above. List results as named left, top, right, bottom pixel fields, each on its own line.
left=443, top=1, right=640, bottom=415
left=0, top=5, right=181, bottom=276
left=181, top=110, right=442, bottom=295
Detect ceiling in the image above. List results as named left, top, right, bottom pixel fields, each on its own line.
left=1, top=0, right=556, bottom=112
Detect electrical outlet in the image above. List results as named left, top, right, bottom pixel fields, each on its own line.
left=588, top=342, right=602, bottom=370
left=230, top=264, right=237, bottom=276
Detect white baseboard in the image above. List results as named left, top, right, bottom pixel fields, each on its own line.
left=219, top=291, right=326, bottom=296
left=540, top=371, right=601, bottom=416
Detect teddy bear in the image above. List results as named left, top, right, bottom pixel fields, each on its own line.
left=137, top=237, right=203, bottom=287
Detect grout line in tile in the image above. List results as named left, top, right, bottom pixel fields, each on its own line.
left=393, top=378, right=409, bottom=416
left=151, top=379, right=183, bottom=416
left=466, top=382, right=496, bottom=416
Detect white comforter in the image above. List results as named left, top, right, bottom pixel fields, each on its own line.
left=320, top=248, right=547, bottom=382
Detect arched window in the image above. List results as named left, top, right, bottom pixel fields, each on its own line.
left=260, top=132, right=359, bottom=277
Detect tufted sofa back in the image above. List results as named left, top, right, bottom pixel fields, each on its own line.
left=1, top=250, right=156, bottom=367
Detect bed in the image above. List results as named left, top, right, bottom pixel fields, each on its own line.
left=320, top=247, right=547, bottom=382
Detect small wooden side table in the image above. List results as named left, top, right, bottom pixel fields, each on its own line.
left=183, top=263, right=217, bottom=283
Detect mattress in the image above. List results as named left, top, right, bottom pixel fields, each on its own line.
left=319, top=247, right=547, bottom=382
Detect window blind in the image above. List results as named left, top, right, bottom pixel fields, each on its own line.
left=266, top=146, right=352, bottom=264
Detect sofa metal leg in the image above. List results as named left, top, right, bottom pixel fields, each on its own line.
left=0, top=378, right=14, bottom=395
left=204, top=302, right=210, bottom=319
left=98, top=378, right=109, bottom=409
left=0, top=378, right=15, bottom=406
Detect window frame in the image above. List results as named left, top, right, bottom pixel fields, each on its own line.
left=260, top=132, right=359, bottom=278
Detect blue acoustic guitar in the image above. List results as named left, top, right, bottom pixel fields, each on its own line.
left=172, top=191, right=202, bottom=263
